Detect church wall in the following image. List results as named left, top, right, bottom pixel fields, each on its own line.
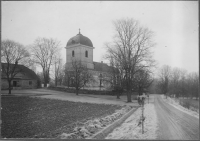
left=66, top=46, right=82, bottom=63
left=80, top=46, right=93, bottom=63
left=85, top=70, right=113, bottom=90
left=65, top=34, right=114, bottom=90
left=66, top=44, right=94, bottom=69
left=80, top=45, right=94, bottom=69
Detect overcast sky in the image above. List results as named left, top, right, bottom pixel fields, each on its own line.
left=2, top=1, right=199, bottom=73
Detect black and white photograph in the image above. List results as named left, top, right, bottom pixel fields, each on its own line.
left=1, top=1, right=199, bottom=140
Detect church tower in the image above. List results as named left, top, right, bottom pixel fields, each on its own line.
left=65, top=29, right=94, bottom=69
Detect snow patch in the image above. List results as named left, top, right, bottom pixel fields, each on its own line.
left=105, top=103, right=158, bottom=139
left=58, top=106, right=133, bottom=139
left=161, top=95, right=199, bottom=119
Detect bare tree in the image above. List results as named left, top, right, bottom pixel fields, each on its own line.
left=53, top=56, right=64, bottom=86
left=105, top=18, right=156, bottom=102
left=66, top=59, right=93, bottom=95
left=108, top=57, right=120, bottom=87
left=36, top=72, right=44, bottom=87
left=178, top=69, right=187, bottom=98
left=31, top=37, right=60, bottom=87
left=157, top=65, right=199, bottom=100
left=187, top=72, right=199, bottom=99
left=169, top=68, right=181, bottom=98
left=23, top=58, right=36, bottom=72
left=1, top=39, right=30, bottom=94
left=107, top=56, right=124, bottom=99
left=64, top=69, right=71, bottom=88
left=157, top=65, right=171, bottom=98
left=133, top=69, right=154, bottom=95
left=148, top=78, right=160, bottom=94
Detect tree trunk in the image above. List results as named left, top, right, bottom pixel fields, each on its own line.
left=44, top=73, right=49, bottom=87
left=67, top=77, right=70, bottom=88
left=127, top=91, right=132, bottom=102
left=44, top=82, right=47, bottom=87
left=117, top=92, right=120, bottom=99
left=8, top=80, right=12, bottom=94
left=55, top=78, right=57, bottom=87
left=100, top=79, right=102, bottom=91
left=76, top=88, right=79, bottom=95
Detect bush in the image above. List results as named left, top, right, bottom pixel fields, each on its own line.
left=179, top=100, right=190, bottom=109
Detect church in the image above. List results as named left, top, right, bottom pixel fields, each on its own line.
left=65, top=30, right=117, bottom=90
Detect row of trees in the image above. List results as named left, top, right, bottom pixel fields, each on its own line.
left=1, top=38, right=99, bottom=95
left=1, top=18, right=156, bottom=101
left=157, top=65, right=199, bottom=99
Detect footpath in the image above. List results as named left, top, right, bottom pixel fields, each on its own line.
left=92, top=95, right=159, bottom=139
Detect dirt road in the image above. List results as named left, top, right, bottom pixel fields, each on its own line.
left=154, top=95, right=199, bottom=140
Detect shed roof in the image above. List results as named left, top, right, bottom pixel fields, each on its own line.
left=1, top=63, right=39, bottom=80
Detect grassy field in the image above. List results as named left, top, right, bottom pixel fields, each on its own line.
left=1, top=95, right=122, bottom=138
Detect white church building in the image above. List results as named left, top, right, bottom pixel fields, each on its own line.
left=65, top=30, right=117, bottom=90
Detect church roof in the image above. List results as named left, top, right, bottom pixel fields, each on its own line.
left=93, top=62, right=118, bottom=73
left=67, top=32, right=93, bottom=47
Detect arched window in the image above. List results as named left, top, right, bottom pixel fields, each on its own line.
left=72, top=50, right=74, bottom=57
left=85, top=50, right=88, bottom=58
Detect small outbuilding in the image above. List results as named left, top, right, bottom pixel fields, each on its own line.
left=1, top=63, right=39, bottom=90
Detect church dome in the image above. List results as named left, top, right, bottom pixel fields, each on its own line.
left=67, top=31, right=93, bottom=47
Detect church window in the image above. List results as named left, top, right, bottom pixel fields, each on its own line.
left=85, top=50, right=88, bottom=58
left=72, top=50, right=75, bottom=57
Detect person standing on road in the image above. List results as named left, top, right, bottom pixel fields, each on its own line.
left=137, top=92, right=146, bottom=105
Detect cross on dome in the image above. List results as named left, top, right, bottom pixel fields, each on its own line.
left=67, top=29, right=93, bottom=47
left=79, top=28, right=81, bottom=34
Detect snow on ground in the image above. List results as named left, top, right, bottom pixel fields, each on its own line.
left=58, top=106, right=133, bottom=139
left=105, top=103, right=158, bottom=139
left=161, top=95, right=199, bottom=119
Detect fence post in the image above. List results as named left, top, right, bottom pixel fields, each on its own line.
left=142, top=102, right=144, bottom=134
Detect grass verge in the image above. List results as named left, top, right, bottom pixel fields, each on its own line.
left=1, top=95, right=122, bottom=138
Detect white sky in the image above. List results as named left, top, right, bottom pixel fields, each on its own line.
left=2, top=1, right=199, bottom=73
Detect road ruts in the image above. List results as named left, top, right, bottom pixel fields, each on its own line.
left=154, top=95, right=199, bottom=140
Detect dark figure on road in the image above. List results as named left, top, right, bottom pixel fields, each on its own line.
left=137, top=93, right=146, bottom=105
